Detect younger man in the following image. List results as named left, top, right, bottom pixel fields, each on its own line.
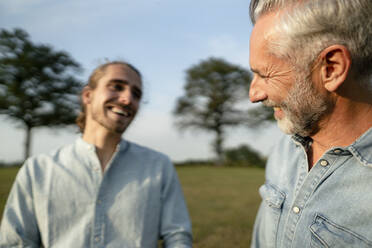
left=0, top=61, right=192, bottom=247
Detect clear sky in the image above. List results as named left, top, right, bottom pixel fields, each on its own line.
left=0, top=0, right=282, bottom=163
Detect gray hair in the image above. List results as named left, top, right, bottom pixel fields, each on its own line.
left=250, top=0, right=372, bottom=84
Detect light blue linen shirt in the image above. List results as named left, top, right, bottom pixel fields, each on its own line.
left=0, top=138, right=192, bottom=248
left=251, top=127, right=372, bottom=248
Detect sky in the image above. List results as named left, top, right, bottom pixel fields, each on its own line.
left=0, top=0, right=282, bottom=163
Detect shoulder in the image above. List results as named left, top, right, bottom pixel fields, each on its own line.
left=120, top=140, right=176, bottom=179
left=29, top=141, right=77, bottom=165
left=21, top=140, right=81, bottom=176
left=124, top=140, right=171, bottom=164
left=349, top=127, right=372, bottom=168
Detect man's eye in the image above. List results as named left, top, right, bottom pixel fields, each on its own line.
left=110, top=84, right=123, bottom=91
left=253, top=72, right=268, bottom=79
left=116, top=85, right=123, bottom=90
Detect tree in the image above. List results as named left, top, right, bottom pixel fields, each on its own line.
left=173, top=57, right=273, bottom=163
left=0, top=28, right=82, bottom=161
left=224, top=144, right=266, bottom=168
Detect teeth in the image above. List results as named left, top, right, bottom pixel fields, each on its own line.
left=111, top=107, right=129, bottom=117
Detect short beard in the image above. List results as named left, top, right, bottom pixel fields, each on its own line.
left=265, top=73, right=332, bottom=137
left=91, top=105, right=132, bottom=135
left=92, top=113, right=128, bottom=134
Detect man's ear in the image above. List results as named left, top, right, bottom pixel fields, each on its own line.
left=318, top=45, right=351, bottom=92
left=82, top=86, right=92, bottom=105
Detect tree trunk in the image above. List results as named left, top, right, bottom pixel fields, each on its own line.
left=24, top=126, right=32, bottom=161
left=213, top=127, right=224, bottom=166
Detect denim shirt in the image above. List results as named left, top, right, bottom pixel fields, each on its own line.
left=0, top=138, right=192, bottom=248
left=251, top=127, right=372, bottom=248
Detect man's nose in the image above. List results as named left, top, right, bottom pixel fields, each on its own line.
left=118, top=89, right=133, bottom=105
left=249, top=77, right=268, bottom=103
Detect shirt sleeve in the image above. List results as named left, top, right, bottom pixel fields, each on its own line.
left=0, top=161, right=41, bottom=247
left=159, top=158, right=193, bottom=248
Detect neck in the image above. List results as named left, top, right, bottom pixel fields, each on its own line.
left=308, top=96, right=372, bottom=169
left=83, top=123, right=122, bottom=171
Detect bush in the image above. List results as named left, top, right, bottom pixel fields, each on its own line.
left=224, top=144, right=266, bottom=168
left=0, top=161, right=22, bottom=168
left=174, top=159, right=215, bottom=167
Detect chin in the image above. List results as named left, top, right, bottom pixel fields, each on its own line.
left=114, top=126, right=128, bottom=134
left=277, top=117, right=295, bottom=135
left=278, top=116, right=315, bottom=137
left=108, top=123, right=129, bottom=134
left=103, top=121, right=130, bottom=135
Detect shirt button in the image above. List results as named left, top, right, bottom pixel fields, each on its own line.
left=97, top=200, right=102, bottom=204
left=293, top=206, right=300, bottom=214
left=95, top=236, right=100, bottom=242
left=334, top=149, right=342, bottom=154
left=320, top=159, right=329, bottom=167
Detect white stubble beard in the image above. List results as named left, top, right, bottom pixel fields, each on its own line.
left=265, top=73, right=332, bottom=137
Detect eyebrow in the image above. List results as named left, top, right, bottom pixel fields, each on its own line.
left=108, top=79, right=130, bottom=85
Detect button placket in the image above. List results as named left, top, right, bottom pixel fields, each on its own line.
left=283, top=154, right=335, bottom=246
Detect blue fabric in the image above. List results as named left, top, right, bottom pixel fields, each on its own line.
left=251, top=128, right=372, bottom=248
left=0, top=138, right=192, bottom=248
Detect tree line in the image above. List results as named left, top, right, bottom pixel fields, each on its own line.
left=0, top=28, right=273, bottom=166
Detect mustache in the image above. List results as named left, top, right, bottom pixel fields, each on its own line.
left=262, top=99, right=280, bottom=108
left=263, top=99, right=290, bottom=112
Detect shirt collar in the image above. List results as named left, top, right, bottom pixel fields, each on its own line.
left=76, top=136, right=129, bottom=153
left=291, top=134, right=313, bottom=151
left=291, top=127, right=372, bottom=168
left=348, top=127, right=372, bottom=168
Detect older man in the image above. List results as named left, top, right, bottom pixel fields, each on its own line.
left=249, top=0, right=372, bottom=247
left=0, top=61, right=192, bottom=247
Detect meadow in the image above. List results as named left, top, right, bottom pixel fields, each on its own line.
left=0, top=166, right=264, bottom=247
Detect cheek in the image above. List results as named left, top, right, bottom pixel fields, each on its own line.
left=103, top=91, right=116, bottom=99
left=98, top=91, right=117, bottom=104
left=273, top=73, right=295, bottom=93
left=90, top=95, right=107, bottom=111
left=267, top=82, right=291, bottom=102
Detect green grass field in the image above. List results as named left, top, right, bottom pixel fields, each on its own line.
left=0, top=166, right=264, bottom=247
left=0, top=167, right=19, bottom=221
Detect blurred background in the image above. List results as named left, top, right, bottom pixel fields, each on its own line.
left=0, top=0, right=282, bottom=165
left=0, top=1, right=288, bottom=246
